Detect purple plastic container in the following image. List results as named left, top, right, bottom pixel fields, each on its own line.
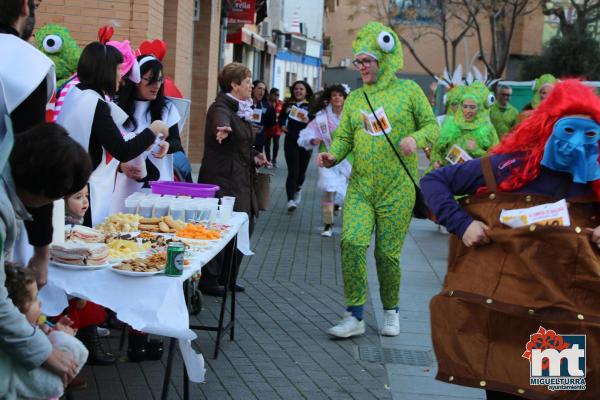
left=150, top=181, right=220, bottom=198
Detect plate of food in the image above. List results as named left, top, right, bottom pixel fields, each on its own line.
left=50, top=261, right=110, bottom=270
left=110, top=253, right=167, bottom=277
left=111, top=266, right=164, bottom=277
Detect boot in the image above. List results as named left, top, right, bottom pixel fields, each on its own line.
left=127, top=330, right=148, bottom=362
left=76, top=325, right=116, bottom=365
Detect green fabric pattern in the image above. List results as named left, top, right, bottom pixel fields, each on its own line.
left=34, top=24, right=81, bottom=87
left=531, top=74, right=557, bottom=109
left=445, top=85, right=466, bottom=115
left=329, top=22, right=439, bottom=309
left=490, top=102, right=519, bottom=138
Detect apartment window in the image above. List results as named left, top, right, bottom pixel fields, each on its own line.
left=391, top=0, right=440, bottom=25
left=193, top=0, right=200, bottom=21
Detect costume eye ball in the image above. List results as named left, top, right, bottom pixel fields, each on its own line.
left=42, top=35, right=63, bottom=53
left=377, top=31, right=395, bottom=52
left=487, top=93, right=495, bottom=107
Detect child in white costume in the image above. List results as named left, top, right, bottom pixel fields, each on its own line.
left=298, top=84, right=352, bottom=237
left=1, top=263, right=88, bottom=400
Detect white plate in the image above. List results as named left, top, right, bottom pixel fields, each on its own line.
left=175, top=236, right=220, bottom=244
left=110, top=267, right=164, bottom=277
left=51, top=261, right=110, bottom=270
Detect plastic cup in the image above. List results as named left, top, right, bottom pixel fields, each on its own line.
left=208, top=203, right=218, bottom=223
left=221, top=196, right=235, bottom=207
left=183, top=200, right=198, bottom=222
left=124, top=197, right=140, bottom=214
left=219, top=204, right=233, bottom=222
left=169, top=201, right=186, bottom=221
left=153, top=199, right=170, bottom=217
left=139, top=198, right=155, bottom=218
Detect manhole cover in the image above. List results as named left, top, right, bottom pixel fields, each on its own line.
left=357, top=345, right=433, bottom=366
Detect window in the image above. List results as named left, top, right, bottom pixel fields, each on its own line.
left=391, top=0, right=440, bottom=25
left=193, top=0, right=200, bottom=21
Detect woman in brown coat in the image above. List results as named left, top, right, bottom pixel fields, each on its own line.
left=197, top=62, right=268, bottom=295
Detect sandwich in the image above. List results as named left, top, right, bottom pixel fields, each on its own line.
left=66, top=225, right=106, bottom=243
left=50, top=242, right=109, bottom=266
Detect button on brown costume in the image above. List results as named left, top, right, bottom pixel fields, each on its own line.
left=431, top=157, right=599, bottom=399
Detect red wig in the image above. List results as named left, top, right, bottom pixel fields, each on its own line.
left=491, top=79, right=600, bottom=194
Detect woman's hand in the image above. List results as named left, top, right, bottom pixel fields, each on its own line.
left=149, top=120, right=169, bottom=139
left=462, top=220, right=491, bottom=247
left=317, top=152, right=336, bottom=168
left=254, top=153, right=270, bottom=167
left=281, top=126, right=288, bottom=133
left=216, top=126, right=232, bottom=144
left=432, top=161, right=442, bottom=169
left=310, top=138, right=322, bottom=146
left=152, top=141, right=169, bottom=159
left=467, top=139, right=476, bottom=150
left=43, top=347, right=78, bottom=387
left=120, top=162, right=145, bottom=180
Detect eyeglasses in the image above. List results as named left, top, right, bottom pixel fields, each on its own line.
left=142, top=77, right=164, bottom=85
left=499, top=93, right=511, bottom=97
left=352, top=58, right=376, bottom=68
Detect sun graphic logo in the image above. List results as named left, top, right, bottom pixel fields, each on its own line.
left=522, top=326, right=586, bottom=391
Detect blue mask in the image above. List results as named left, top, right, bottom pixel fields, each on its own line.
left=541, top=117, right=600, bottom=184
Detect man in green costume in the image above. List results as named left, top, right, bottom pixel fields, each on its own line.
left=34, top=24, right=81, bottom=87
left=317, top=22, right=439, bottom=338
left=489, top=84, right=518, bottom=139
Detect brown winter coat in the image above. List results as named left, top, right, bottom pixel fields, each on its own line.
left=197, top=92, right=258, bottom=218
left=431, top=157, right=600, bottom=399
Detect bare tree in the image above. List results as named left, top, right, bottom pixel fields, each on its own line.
left=543, top=0, right=600, bottom=36
left=346, top=0, right=542, bottom=80
left=461, top=0, right=542, bottom=79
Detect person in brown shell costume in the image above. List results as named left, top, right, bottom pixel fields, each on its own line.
left=421, top=79, right=600, bottom=399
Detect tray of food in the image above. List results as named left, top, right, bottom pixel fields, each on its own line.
left=138, top=216, right=186, bottom=233
left=50, top=242, right=110, bottom=269
left=111, top=252, right=167, bottom=276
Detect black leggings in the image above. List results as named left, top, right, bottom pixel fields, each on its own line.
left=284, top=134, right=312, bottom=201
left=265, top=135, right=280, bottom=163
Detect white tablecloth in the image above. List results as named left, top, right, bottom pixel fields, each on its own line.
left=39, top=212, right=252, bottom=382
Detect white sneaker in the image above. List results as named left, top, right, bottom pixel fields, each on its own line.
left=321, top=224, right=333, bottom=237
left=381, top=309, right=400, bottom=336
left=327, top=312, right=365, bottom=338
left=287, top=200, right=297, bottom=212
left=293, top=190, right=302, bottom=204
left=97, top=326, right=110, bottom=337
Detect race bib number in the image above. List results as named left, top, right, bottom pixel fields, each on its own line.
left=361, top=107, right=392, bottom=136
left=250, top=108, right=262, bottom=123
left=445, top=144, right=473, bottom=165
left=499, top=199, right=571, bottom=228
left=289, top=106, right=309, bottom=123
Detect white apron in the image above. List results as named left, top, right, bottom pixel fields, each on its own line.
left=111, top=100, right=180, bottom=213
left=57, top=87, right=128, bottom=226
left=0, top=33, right=56, bottom=263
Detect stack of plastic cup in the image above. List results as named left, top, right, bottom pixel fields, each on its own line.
left=169, top=200, right=186, bottom=221
left=219, top=197, right=235, bottom=222
left=139, top=198, right=155, bottom=218
left=204, top=198, right=219, bottom=223
left=183, top=199, right=199, bottom=222
left=153, top=199, right=170, bottom=217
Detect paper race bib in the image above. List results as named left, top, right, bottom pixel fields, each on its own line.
left=361, top=107, right=392, bottom=136
left=499, top=199, right=571, bottom=228
left=250, top=108, right=262, bottom=123
left=289, top=105, right=309, bottom=123
left=445, top=144, right=473, bottom=165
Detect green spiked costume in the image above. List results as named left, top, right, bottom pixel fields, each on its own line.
left=430, top=85, right=498, bottom=167
left=489, top=100, right=518, bottom=139
left=34, top=24, right=81, bottom=87
left=328, top=22, right=439, bottom=311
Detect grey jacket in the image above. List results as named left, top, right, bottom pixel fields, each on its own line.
left=0, top=166, right=52, bottom=398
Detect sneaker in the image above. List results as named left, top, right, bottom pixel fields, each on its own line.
left=321, top=224, right=333, bottom=237
left=287, top=200, right=297, bottom=212
left=97, top=326, right=110, bottom=337
left=293, top=190, right=302, bottom=204
left=327, top=312, right=365, bottom=338
left=381, top=309, right=400, bottom=336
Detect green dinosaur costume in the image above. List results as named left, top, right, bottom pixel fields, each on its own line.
left=490, top=101, right=519, bottom=138
left=328, top=22, right=439, bottom=310
left=34, top=24, right=81, bottom=87
left=430, top=85, right=498, bottom=167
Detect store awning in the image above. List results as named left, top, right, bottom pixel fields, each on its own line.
left=266, top=40, right=277, bottom=55
left=226, top=27, right=253, bottom=45
left=252, top=33, right=265, bottom=51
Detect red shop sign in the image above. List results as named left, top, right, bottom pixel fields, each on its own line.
left=227, top=0, right=256, bottom=24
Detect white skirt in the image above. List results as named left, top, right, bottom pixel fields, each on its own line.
left=318, top=160, right=351, bottom=199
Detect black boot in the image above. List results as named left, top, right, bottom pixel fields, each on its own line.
left=76, top=325, right=116, bottom=365
left=127, top=330, right=148, bottom=362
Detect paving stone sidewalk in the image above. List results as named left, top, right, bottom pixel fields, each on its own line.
left=69, top=155, right=487, bottom=399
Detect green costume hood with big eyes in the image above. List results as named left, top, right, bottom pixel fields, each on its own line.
left=531, top=73, right=556, bottom=109
left=34, top=24, right=81, bottom=87
left=352, top=22, right=403, bottom=94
